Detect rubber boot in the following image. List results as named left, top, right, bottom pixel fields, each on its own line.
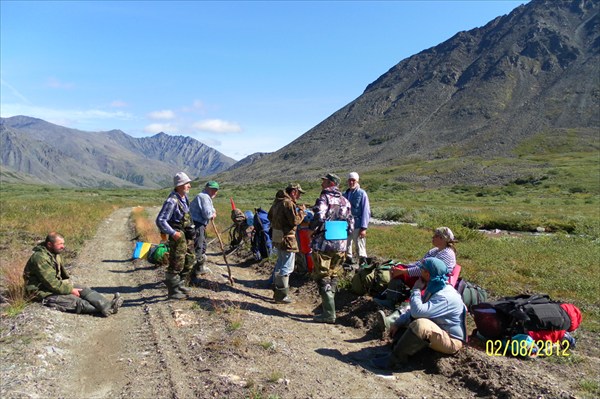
left=273, top=275, right=292, bottom=304
left=75, top=298, right=98, bottom=314
left=359, top=256, right=368, bottom=266
left=194, top=254, right=208, bottom=275
left=377, top=309, right=401, bottom=338
left=313, top=290, right=336, bottom=324
left=80, top=288, right=112, bottom=317
left=165, top=272, right=187, bottom=300
left=178, top=272, right=192, bottom=295
left=110, top=293, right=124, bottom=314
left=371, top=327, right=429, bottom=370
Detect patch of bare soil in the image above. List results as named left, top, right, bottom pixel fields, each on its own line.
left=1, top=207, right=598, bottom=399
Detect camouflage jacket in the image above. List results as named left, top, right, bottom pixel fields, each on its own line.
left=268, top=190, right=305, bottom=251
left=23, top=244, right=73, bottom=300
left=310, top=186, right=354, bottom=253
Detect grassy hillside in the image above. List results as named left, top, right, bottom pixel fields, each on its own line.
left=1, top=151, right=598, bottom=328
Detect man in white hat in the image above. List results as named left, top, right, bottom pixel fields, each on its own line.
left=156, top=172, right=195, bottom=300
left=343, top=172, right=371, bottom=266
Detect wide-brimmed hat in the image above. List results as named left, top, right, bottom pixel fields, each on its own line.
left=173, top=172, right=192, bottom=187
left=321, top=173, right=341, bottom=185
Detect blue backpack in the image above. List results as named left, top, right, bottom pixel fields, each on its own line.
left=251, top=208, right=273, bottom=261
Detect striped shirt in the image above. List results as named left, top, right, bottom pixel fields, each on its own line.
left=406, top=247, right=456, bottom=278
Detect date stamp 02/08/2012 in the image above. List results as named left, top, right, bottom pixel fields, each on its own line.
left=485, top=339, right=571, bottom=357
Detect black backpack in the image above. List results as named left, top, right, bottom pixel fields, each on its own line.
left=472, top=294, right=572, bottom=340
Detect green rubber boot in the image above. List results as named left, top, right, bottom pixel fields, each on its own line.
left=273, top=275, right=292, bottom=304
left=314, top=290, right=336, bottom=324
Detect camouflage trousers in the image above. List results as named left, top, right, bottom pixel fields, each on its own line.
left=168, top=230, right=195, bottom=275
left=311, top=251, right=345, bottom=281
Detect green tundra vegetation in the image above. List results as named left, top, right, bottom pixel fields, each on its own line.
left=1, top=151, right=598, bottom=330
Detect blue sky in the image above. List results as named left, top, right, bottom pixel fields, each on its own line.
left=1, top=0, right=527, bottom=160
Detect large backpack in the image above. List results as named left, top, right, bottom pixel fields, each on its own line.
left=472, top=294, right=576, bottom=340
left=351, top=260, right=393, bottom=296
left=456, top=278, right=488, bottom=311
left=251, top=208, right=273, bottom=261
left=147, top=243, right=169, bottom=265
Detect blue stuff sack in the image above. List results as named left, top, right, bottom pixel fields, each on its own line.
left=324, top=220, right=348, bottom=240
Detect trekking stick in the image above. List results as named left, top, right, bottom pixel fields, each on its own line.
left=211, top=219, right=234, bottom=286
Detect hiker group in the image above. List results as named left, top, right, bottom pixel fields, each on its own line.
left=260, top=171, right=582, bottom=371
left=22, top=170, right=582, bottom=373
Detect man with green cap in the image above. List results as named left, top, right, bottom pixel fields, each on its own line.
left=190, top=180, right=220, bottom=279
left=156, top=172, right=196, bottom=299
left=309, top=173, right=354, bottom=323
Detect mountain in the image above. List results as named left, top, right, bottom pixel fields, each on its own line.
left=217, top=0, right=599, bottom=186
left=0, top=116, right=236, bottom=188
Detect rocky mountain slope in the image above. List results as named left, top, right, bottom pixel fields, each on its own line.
left=0, top=116, right=236, bottom=188
left=218, top=0, right=599, bottom=185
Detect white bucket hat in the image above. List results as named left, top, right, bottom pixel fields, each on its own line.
left=173, top=172, right=192, bottom=187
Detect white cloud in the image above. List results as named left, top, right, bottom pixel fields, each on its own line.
left=148, top=109, right=175, bottom=120
left=144, top=123, right=176, bottom=134
left=192, top=119, right=242, bottom=134
left=46, top=77, right=74, bottom=89
left=110, top=100, right=128, bottom=108
left=182, top=100, right=206, bottom=114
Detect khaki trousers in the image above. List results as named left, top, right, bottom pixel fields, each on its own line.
left=410, top=318, right=463, bottom=355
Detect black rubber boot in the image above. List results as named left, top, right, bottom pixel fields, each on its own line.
left=165, top=272, right=187, bottom=300
left=75, top=298, right=98, bottom=314
left=371, top=327, right=429, bottom=370
left=110, top=293, right=124, bottom=314
left=80, top=288, right=112, bottom=317
left=178, top=272, right=192, bottom=295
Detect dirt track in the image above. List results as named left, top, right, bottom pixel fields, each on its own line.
left=1, top=207, right=597, bottom=398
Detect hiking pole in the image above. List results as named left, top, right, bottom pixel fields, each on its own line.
left=211, top=219, right=234, bottom=286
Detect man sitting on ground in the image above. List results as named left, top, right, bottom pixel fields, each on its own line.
left=23, top=232, right=123, bottom=316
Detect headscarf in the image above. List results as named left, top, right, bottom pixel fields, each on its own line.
left=434, top=227, right=456, bottom=243
left=421, top=257, right=449, bottom=300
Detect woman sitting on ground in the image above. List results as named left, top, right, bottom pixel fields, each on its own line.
left=371, top=257, right=467, bottom=371
left=390, top=226, right=457, bottom=288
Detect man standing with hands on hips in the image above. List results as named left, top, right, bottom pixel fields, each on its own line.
left=343, top=172, right=371, bottom=267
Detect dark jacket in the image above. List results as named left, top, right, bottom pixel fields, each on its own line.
left=268, top=190, right=305, bottom=251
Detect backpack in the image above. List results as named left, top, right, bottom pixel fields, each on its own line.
left=351, top=260, right=393, bottom=296
left=251, top=208, right=273, bottom=261
left=472, top=294, right=576, bottom=340
left=147, top=243, right=169, bottom=265
left=456, top=278, right=488, bottom=311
